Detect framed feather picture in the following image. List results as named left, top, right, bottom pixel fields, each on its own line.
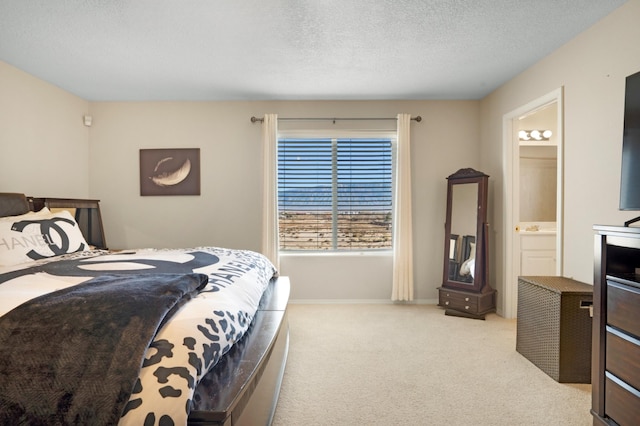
left=140, top=148, right=200, bottom=196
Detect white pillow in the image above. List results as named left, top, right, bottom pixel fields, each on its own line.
left=0, top=209, right=89, bottom=266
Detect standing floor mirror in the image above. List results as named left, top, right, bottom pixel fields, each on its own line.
left=438, top=168, right=496, bottom=319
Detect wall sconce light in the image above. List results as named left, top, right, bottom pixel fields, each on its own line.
left=83, top=115, right=93, bottom=127
left=519, top=129, right=552, bottom=141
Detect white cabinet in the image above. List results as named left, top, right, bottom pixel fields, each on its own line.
left=520, top=233, right=556, bottom=275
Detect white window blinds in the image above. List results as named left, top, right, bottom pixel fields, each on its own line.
left=278, top=137, right=393, bottom=251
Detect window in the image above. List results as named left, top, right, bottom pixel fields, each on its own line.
left=278, top=136, right=394, bottom=251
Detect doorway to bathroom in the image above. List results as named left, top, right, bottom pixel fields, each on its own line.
left=503, top=88, right=564, bottom=319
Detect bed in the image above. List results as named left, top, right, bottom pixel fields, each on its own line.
left=0, top=192, right=289, bottom=426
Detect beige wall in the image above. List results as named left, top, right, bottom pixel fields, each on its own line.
left=88, top=100, right=480, bottom=301
left=480, top=0, right=640, bottom=312
left=1, top=60, right=481, bottom=301
left=0, top=61, right=90, bottom=198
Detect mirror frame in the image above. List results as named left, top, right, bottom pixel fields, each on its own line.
left=442, top=168, right=489, bottom=292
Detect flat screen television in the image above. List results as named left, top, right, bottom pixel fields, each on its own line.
left=620, top=70, right=640, bottom=225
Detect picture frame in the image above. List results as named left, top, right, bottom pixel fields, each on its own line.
left=139, top=148, right=200, bottom=196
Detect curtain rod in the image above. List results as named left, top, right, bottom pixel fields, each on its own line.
left=250, top=115, right=422, bottom=123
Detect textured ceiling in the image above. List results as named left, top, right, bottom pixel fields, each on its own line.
left=0, top=1, right=628, bottom=101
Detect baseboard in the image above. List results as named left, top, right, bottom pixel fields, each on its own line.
left=289, top=298, right=438, bottom=305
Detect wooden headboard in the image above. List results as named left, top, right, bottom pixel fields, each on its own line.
left=0, top=193, right=30, bottom=217
left=0, top=193, right=108, bottom=250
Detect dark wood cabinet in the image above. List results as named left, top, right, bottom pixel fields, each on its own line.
left=592, top=225, right=640, bottom=425
left=438, top=287, right=496, bottom=317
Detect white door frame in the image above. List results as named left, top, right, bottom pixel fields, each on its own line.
left=502, top=87, right=564, bottom=319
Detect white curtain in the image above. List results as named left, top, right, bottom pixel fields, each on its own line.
left=392, top=113, right=414, bottom=301
left=261, top=114, right=280, bottom=270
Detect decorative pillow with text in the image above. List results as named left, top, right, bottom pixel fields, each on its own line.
left=0, top=209, right=89, bottom=266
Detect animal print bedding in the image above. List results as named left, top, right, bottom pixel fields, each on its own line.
left=0, top=247, right=277, bottom=426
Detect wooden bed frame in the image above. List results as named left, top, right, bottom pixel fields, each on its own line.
left=189, top=276, right=289, bottom=425
left=0, top=192, right=289, bottom=425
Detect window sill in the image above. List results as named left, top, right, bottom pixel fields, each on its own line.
left=279, top=250, right=392, bottom=257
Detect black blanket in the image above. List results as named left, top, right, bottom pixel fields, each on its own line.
left=0, top=272, right=208, bottom=425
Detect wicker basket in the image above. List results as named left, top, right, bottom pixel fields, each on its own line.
left=516, top=276, right=593, bottom=383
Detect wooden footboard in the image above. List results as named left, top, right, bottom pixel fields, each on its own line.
left=188, top=276, right=290, bottom=426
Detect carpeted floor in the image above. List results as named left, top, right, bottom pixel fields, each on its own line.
left=271, top=303, right=591, bottom=426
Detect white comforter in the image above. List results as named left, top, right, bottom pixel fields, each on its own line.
left=0, top=247, right=277, bottom=425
